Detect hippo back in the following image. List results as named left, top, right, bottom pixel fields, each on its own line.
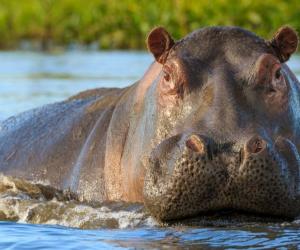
left=0, top=87, right=123, bottom=201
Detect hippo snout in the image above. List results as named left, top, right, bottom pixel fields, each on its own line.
left=144, top=133, right=300, bottom=221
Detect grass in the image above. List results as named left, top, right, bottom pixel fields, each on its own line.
left=0, top=0, right=299, bottom=50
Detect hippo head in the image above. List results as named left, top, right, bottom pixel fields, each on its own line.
left=143, top=26, right=300, bottom=221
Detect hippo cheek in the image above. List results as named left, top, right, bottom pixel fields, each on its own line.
left=144, top=134, right=230, bottom=221
left=234, top=135, right=300, bottom=218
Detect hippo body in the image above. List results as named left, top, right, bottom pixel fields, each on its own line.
left=0, top=26, right=300, bottom=221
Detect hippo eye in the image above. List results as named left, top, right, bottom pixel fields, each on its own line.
left=275, top=68, right=282, bottom=80
left=164, top=71, right=171, bottom=81
left=163, top=65, right=172, bottom=82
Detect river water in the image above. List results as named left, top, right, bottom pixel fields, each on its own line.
left=0, top=51, right=300, bottom=249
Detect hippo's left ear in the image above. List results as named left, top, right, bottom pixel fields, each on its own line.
left=269, top=26, right=298, bottom=62
left=147, top=27, right=175, bottom=64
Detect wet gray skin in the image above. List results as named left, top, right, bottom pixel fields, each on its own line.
left=0, top=26, right=299, bottom=222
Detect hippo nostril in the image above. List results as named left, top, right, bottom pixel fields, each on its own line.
left=246, top=135, right=267, bottom=154
left=186, top=135, right=205, bottom=154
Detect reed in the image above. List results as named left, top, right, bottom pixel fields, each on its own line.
left=0, top=0, right=298, bottom=50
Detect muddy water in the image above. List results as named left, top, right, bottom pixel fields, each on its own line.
left=0, top=51, right=300, bottom=249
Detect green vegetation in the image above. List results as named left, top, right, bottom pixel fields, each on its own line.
left=0, top=0, right=299, bottom=50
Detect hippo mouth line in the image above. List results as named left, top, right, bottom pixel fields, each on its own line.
left=165, top=208, right=295, bottom=226
left=144, top=133, right=300, bottom=221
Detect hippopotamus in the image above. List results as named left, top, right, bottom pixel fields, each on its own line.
left=0, top=25, right=299, bottom=221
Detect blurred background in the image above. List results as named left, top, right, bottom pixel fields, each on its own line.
left=0, top=0, right=299, bottom=119
left=0, top=0, right=299, bottom=50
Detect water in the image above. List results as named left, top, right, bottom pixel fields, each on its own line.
left=0, top=51, right=300, bottom=249
left=0, top=51, right=152, bottom=120
left=2, top=222, right=300, bottom=249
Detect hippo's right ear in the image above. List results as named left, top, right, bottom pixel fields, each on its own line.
left=269, top=26, right=299, bottom=62
left=147, top=27, right=175, bottom=64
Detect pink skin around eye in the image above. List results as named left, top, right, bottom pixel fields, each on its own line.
left=164, top=72, right=171, bottom=81
left=158, top=62, right=184, bottom=107
left=271, top=63, right=288, bottom=93
left=162, top=64, right=176, bottom=92
left=256, top=54, right=280, bottom=85
left=273, top=63, right=282, bottom=79
left=163, top=65, right=172, bottom=80
left=254, top=53, right=289, bottom=115
left=267, top=63, right=289, bottom=112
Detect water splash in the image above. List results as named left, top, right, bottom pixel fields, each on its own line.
left=1, top=173, right=300, bottom=231
left=0, top=174, right=157, bottom=229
